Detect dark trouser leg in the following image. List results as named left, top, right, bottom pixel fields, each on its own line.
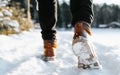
left=70, top=0, right=94, bottom=26
left=38, top=0, right=57, bottom=40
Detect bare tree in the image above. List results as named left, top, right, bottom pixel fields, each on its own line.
left=27, top=0, right=31, bottom=23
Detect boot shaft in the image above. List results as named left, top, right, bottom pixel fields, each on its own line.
left=44, top=39, right=56, bottom=49
left=73, top=21, right=92, bottom=40
left=44, top=39, right=56, bottom=57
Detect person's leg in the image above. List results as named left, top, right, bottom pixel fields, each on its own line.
left=38, top=0, right=57, bottom=61
left=38, top=0, right=57, bottom=40
left=70, top=0, right=100, bottom=69
left=70, top=0, right=94, bottom=26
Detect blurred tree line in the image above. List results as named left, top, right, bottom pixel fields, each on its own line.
left=57, top=3, right=120, bottom=28
left=93, top=4, right=120, bottom=28
left=9, top=0, right=120, bottom=28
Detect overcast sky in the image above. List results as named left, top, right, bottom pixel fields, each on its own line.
left=59, top=0, right=120, bottom=5
left=93, top=0, right=120, bottom=5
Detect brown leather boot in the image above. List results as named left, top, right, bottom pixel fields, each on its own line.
left=72, top=21, right=100, bottom=69
left=42, top=39, right=56, bottom=61
left=73, top=21, right=91, bottom=40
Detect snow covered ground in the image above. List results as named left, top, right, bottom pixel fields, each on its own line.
left=0, top=28, right=120, bottom=75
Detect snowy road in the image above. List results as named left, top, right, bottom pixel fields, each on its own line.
left=0, top=28, right=120, bottom=75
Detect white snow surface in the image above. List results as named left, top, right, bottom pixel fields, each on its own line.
left=2, top=10, right=12, bottom=17
left=0, top=0, right=8, bottom=7
left=2, top=19, right=19, bottom=32
left=0, top=12, right=3, bottom=17
left=0, top=28, right=120, bottom=75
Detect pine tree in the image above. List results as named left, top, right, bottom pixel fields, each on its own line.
left=56, top=0, right=63, bottom=28
left=61, top=1, right=72, bottom=29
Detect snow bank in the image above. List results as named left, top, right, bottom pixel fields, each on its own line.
left=0, top=12, right=3, bottom=17
left=2, top=19, right=19, bottom=32
left=0, top=0, right=9, bottom=7
left=0, top=4, right=19, bottom=32
left=2, top=10, right=12, bottom=17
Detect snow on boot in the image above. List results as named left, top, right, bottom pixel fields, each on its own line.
left=41, top=55, right=55, bottom=62
left=72, top=22, right=101, bottom=69
left=42, top=39, right=56, bottom=62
